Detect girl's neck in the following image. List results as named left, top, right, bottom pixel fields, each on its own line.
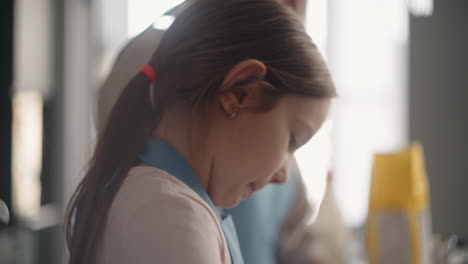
left=152, top=107, right=214, bottom=191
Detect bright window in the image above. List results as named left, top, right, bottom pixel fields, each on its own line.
left=127, top=0, right=184, bottom=38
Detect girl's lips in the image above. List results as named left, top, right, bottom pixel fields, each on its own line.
left=249, top=182, right=256, bottom=193
left=245, top=181, right=268, bottom=199
left=243, top=183, right=256, bottom=199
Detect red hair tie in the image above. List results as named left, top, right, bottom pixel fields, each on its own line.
left=139, top=64, right=156, bottom=83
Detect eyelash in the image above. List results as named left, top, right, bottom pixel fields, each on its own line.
left=289, top=134, right=297, bottom=150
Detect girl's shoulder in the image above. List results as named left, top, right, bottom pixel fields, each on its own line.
left=113, top=165, right=219, bottom=227
left=98, top=165, right=230, bottom=264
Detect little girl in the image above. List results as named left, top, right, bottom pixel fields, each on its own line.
left=65, top=0, right=336, bottom=263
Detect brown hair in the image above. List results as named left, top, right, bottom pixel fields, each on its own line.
left=65, top=0, right=336, bottom=263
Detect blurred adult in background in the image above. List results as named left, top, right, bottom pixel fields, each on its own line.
left=97, top=1, right=336, bottom=264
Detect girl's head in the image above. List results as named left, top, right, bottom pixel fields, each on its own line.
left=147, top=0, right=335, bottom=207
left=66, top=0, right=335, bottom=262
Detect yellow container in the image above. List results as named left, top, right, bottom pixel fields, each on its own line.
left=367, top=142, right=432, bottom=264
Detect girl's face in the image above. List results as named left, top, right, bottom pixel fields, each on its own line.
left=208, top=95, right=331, bottom=208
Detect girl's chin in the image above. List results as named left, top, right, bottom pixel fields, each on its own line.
left=213, top=188, right=253, bottom=209
left=214, top=196, right=242, bottom=209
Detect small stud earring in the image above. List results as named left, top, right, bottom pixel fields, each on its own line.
left=228, top=110, right=237, bottom=119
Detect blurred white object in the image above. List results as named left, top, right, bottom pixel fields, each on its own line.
left=14, top=0, right=53, bottom=97
left=447, top=235, right=468, bottom=264
left=11, top=91, right=43, bottom=219
left=408, top=0, right=434, bottom=17
left=310, top=173, right=350, bottom=264
left=0, top=200, right=9, bottom=225
left=23, top=204, right=60, bottom=231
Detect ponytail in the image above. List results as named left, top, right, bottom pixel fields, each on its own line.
left=65, top=68, right=158, bottom=264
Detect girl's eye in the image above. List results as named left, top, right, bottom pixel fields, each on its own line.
left=289, top=134, right=297, bottom=151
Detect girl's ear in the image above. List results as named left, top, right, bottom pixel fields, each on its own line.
left=218, top=59, right=267, bottom=117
